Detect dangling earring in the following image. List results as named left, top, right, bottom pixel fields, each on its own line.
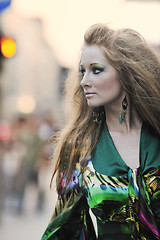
left=93, top=107, right=105, bottom=124
left=119, top=95, right=128, bottom=124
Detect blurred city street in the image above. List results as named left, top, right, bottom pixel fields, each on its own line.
left=0, top=170, right=57, bottom=240
left=0, top=1, right=160, bottom=239
left=0, top=211, right=50, bottom=240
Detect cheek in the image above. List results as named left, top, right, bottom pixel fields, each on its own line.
left=94, top=73, right=120, bottom=91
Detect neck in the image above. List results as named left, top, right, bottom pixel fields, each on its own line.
left=105, top=95, right=142, bottom=134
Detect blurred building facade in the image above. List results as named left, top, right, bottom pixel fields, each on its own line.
left=0, top=10, right=65, bottom=121
left=1, top=0, right=160, bottom=122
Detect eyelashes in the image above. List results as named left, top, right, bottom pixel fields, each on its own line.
left=79, top=66, right=105, bottom=76
left=92, top=66, right=105, bottom=74
left=79, top=68, right=85, bottom=76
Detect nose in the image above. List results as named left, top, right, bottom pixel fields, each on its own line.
left=80, top=72, right=92, bottom=88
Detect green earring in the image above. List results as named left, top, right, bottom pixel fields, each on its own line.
left=119, top=96, right=128, bottom=124
left=93, top=107, right=105, bottom=124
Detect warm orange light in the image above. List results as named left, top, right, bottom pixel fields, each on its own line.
left=1, top=37, right=16, bottom=58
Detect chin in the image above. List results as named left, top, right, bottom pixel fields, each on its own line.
left=87, top=102, right=102, bottom=108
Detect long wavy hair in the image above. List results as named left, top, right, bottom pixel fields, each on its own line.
left=51, top=23, right=160, bottom=192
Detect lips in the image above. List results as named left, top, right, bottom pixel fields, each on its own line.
left=84, top=92, right=96, bottom=98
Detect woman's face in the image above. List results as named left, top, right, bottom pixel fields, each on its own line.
left=80, top=45, right=123, bottom=108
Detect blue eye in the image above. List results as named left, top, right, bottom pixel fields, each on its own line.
left=92, top=67, right=104, bottom=74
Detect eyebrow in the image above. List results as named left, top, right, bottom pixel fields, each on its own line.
left=80, top=63, right=105, bottom=67
left=90, top=63, right=105, bottom=67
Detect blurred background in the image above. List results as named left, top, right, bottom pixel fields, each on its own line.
left=0, top=0, right=160, bottom=239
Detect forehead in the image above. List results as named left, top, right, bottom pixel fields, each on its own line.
left=80, top=45, right=108, bottom=65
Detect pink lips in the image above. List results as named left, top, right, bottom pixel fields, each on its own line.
left=84, top=92, right=96, bottom=98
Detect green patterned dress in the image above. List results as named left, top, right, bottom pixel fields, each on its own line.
left=41, top=123, right=160, bottom=240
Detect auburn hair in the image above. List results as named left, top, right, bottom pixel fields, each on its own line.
left=51, top=23, right=160, bottom=192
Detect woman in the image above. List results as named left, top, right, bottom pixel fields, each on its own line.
left=41, top=24, right=160, bottom=240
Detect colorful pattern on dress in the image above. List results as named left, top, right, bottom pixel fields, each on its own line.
left=41, top=162, right=96, bottom=240
left=142, top=166, right=160, bottom=239
left=41, top=161, right=160, bottom=240
left=128, top=168, right=139, bottom=239
left=82, top=161, right=160, bottom=239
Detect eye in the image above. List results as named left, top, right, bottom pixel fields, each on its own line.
left=92, top=67, right=104, bottom=74
left=79, top=68, right=85, bottom=76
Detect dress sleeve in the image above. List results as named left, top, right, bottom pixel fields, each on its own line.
left=41, top=163, right=97, bottom=240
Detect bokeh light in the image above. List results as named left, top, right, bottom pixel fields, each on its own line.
left=17, top=95, right=36, bottom=114
left=0, top=123, right=11, bottom=141
left=0, top=36, right=16, bottom=58
left=0, top=0, right=11, bottom=13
